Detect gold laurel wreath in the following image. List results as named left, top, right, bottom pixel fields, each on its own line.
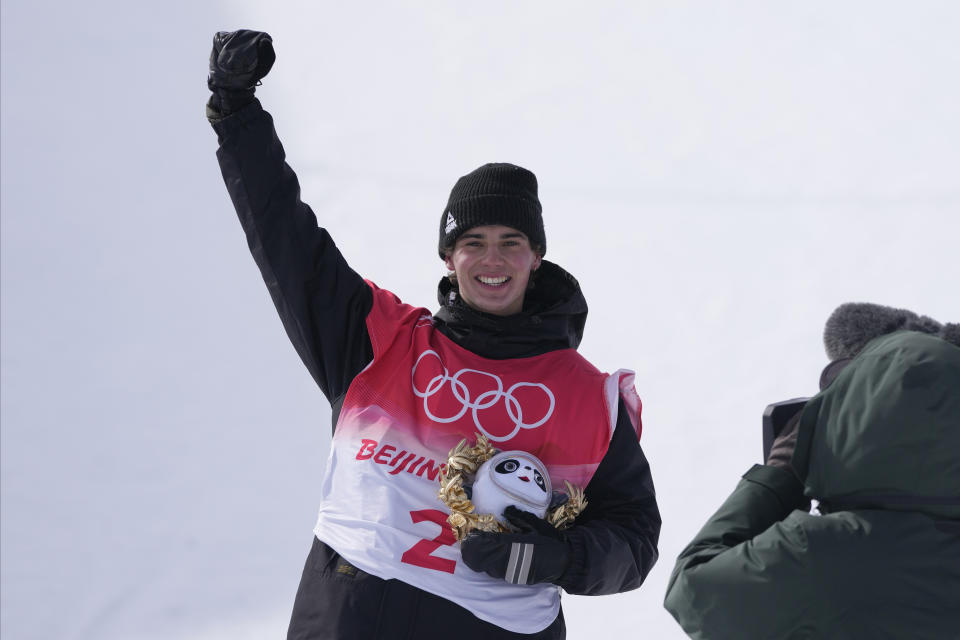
left=437, top=433, right=587, bottom=541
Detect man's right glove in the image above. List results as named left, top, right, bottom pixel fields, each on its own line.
left=460, top=506, right=570, bottom=586
left=206, top=29, right=275, bottom=120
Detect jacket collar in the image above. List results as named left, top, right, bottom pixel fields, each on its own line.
left=433, top=260, right=588, bottom=360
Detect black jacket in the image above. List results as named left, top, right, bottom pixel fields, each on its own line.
left=213, top=99, right=661, bottom=640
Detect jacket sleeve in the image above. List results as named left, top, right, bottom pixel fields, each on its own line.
left=663, top=464, right=815, bottom=640
left=212, top=99, right=373, bottom=408
left=556, top=399, right=661, bottom=595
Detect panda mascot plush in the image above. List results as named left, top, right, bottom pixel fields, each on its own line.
left=438, top=434, right=585, bottom=540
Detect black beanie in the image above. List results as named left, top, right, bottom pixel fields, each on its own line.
left=438, top=163, right=546, bottom=258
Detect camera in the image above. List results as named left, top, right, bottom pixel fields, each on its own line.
left=762, top=398, right=810, bottom=461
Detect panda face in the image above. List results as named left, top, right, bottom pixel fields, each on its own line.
left=494, top=458, right=547, bottom=492
left=470, top=450, right=552, bottom=520
left=491, top=454, right=549, bottom=504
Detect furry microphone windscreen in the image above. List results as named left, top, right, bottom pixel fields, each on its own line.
left=823, top=302, right=959, bottom=361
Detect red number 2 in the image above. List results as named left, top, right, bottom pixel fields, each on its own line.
left=400, top=509, right=457, bottom=574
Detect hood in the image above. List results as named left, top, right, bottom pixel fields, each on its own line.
left=795, top=331, right=960, bottom=518
left=433, top=260, right=588, bottom=359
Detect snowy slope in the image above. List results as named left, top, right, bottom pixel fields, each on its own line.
left=1, top=1, right=958, bottom=638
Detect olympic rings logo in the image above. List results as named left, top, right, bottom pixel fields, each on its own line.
left=411, top=350, right=555, bottom=443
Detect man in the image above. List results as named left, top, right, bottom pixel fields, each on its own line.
left=664, top=302, right=960, bottom=639
left=207, top=30, right=660, bottom=639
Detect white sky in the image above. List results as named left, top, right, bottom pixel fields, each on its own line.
left=2, top=1, right=958, bottom=638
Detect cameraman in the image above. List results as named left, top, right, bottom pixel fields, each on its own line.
left=664, top=303, right=960, bottom=639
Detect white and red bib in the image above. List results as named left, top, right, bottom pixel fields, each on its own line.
left=313, top=284, right=641, bottom=633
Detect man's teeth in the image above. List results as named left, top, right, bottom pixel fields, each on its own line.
left=478, top=276, right=509, bottom=285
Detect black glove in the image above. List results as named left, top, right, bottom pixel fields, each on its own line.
left=460, top=506, right=570, bottom=585
left=206, top=29, right=275, bottom=119
left=765, top=409, right=813, bottom=510
left=766, top=410, right=801, bottom=474
left=767, top=357, right=854, bottom=475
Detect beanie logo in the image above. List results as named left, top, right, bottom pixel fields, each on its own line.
left=445, top=211, right=458, bottom=234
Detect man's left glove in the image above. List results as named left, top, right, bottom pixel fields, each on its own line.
left=766, top=410, right=801, bottom=475
left=460, top=506, right=570, bottom=585
left=206, top=29, right=276, bottom=120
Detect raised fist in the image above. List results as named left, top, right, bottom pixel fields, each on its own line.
left=207, top=29, right=275, bottom=92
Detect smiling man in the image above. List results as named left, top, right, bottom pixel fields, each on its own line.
left=438, top=165, right=545, bottom=317
left=207, top=29, right=661, bottom=640
left=444, top=224, right=541, bottom=316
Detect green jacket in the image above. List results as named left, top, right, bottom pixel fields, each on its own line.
left=665, top=332, right=960, bottom=639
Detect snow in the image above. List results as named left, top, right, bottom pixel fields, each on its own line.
left=1, top=1, right=957, bottom=638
